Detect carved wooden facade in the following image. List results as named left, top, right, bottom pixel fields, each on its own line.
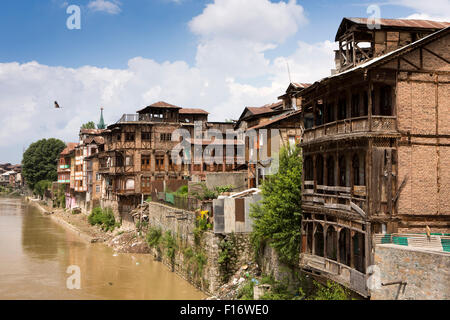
left=296, top=22, right=450, bottom=297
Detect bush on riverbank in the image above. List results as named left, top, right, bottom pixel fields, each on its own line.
left=88, top=207, right=120, bottom=232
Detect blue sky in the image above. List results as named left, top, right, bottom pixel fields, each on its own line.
left=0, top=0, right=448, bottom=164
left=0, top=0, right=422, bottom=68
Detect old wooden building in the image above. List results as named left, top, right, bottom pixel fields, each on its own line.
left=296, top=19, right=450, bottom=296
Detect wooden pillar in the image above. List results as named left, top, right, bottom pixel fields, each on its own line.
left=350, top=229, right=355, bottom=268
left=324, top=155, right=328, bottom=186
left=368, top=81, right=373, bottom=131
left=337, top=228, right=341, bottom=264
left=350, top=153, right=354, bottom=196
left=335, top=150, right=339, bottom=187
left=312, top=222, right=316, bottom=256
left=386, top=149, right=393, bottom=215
left=151, top=151, right=156, bottom=172
left=313, top=154, right=317, bottom=193
left=323, top=224, right=327, bottom=258
left=365, top=226, right=371, bottom=273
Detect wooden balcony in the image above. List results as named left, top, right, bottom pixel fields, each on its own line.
left=300, top=253, right=369, bottom=297
left=302, top=116, right=397, bottom=145
left=303, top=183, right=367, bottom=218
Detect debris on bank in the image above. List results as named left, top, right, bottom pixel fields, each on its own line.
left=208, top=262, right=261, bottom=300
left=108, top=231, right=151, bottom=254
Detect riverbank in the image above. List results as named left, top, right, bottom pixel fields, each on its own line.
left=26, top=197, right=114, bottom=244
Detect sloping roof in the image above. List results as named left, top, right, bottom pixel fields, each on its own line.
left=61, top=143, right=78, bottom=155
left=246, top=101, right=284, bottom=116
left=83, top=136, right=105, bottom=145
left=179, top=108, right=210, bottom=115
left=247, top=106, right=275, bottom=115
left=137, top=101, right=181, bottom=114
left=247, top=110, right=302, bottom=130
left=80, top=129, right=104, bottom=135
left=302, top=26, right=450, bottom=96
left=336, top=17, right=450, bottom=41
left=291, top=83, right=311, bottom=89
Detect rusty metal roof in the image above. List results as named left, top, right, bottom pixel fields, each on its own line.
left=179, top=108, right=210, bottom=115
left=61, top=143, right=78, bottom=155
left=336, top=17, right=450, bottom=40
left=148, top=101, right=181, bottom=109
left=291, top=83, right=312, bottom=89
left=347, top=17, right=450, bottom=29
left=247, top=110, right=302, bottom=130
left=80, top=129, right=104, bottom=135
left=137, top=101, right=182, bottom=114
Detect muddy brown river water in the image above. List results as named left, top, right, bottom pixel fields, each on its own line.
left=0, top=197, right=206, bottom=300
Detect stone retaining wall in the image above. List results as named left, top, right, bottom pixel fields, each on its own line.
left=371, top=244, right=450, bottom=300
left=145, top=202, right=252, bottom=295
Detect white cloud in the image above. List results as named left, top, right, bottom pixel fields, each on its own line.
left=390, top=0, right=450, bottom=21
left=189, top=0, right=307, bottom=44
left=87, top=0, right=122, bottom=15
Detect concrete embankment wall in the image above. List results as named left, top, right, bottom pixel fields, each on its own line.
left=371, top=244, right=450, bottom=300
left=145, top=202, right=252, bottom=294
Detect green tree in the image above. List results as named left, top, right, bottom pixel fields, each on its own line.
left=22, top=138, right=66, bottom=189
left=250, top=145, right=303, bottom=265
left=81, top=121, right=96, bottom=130
left=33, top=180, right=52, bottom=198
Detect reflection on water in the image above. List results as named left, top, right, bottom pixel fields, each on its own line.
left=0, top=197, right=205, bottom=300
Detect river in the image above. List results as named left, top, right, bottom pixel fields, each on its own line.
left=0, top=197, right=206, bottom=300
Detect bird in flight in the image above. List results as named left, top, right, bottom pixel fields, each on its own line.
left=54, top=101, right=61, bottom=108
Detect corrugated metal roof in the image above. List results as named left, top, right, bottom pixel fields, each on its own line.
left=137, top=101, right=182, bottom=113
left=346, top=17, right=450, bottom=29
left=61, top=143, right=78, bottom=155
left=336, top=17, right=450, bottom=40
left=149, top=101, right=181, bottom=109
left=179, top=108, right=210, bottom=115
left=247, top=110, right=302, bottom=130
left=291, top=83, right=312, bottom=89
left=80, top=129, right=104, bottom=135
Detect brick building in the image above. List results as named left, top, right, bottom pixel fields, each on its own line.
left=295, top=19, right=450, bottom=296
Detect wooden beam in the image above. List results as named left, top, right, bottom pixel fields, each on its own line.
left=400, top=57, right=421, bottom=70
left=423, top=47, right=450, bottom=65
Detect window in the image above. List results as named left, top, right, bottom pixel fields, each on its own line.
left=379, top=86, right=392, bottom=116
left=160, top=133, right=172, bottom=141
left=155, top=155, right=164, bottom=171
left=141, top=132, right=151, bottom=141
left=125, top=156, right=132, bottom=166
left=125, top=179, right=135, bottom=190
left=96, top=173, right=101, bottom=181
left=116, top=134, right=121, bottom=141
left=96, top=185, right=100, bottom=193
left=125, top=133, right=135, bottom=142
left=141, top=155, right=151, bottom=171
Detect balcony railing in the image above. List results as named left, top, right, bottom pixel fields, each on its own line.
left=117, top=114, right=169, bottom=123
left=302, top=184, right=367, bottom=216
left=303, top=116, right=397, bottom=144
